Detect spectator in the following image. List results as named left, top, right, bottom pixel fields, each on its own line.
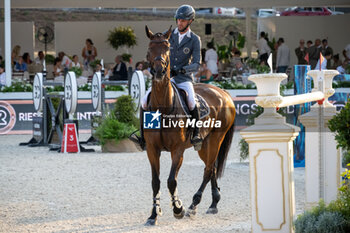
left=58, top=52, right=72, bottom=70
left=308, top=39, right=322, bottom=69
left=70, top=55, right=83, bottom=69
left=336, top=61, right=349, bottom=74
left=135, top=61, right=143, bottom=71
left=53, top=57, right=63, bottom=77
left=315, top=50, right=332, bottom=70
left=110, top=55, right=128, bottom=80
left=14, top=56, right=27, bottom=72
left=11, top=45, right=21, bottom=66
left=343, top=43, right=350, bottom=62
left=295, top=39, right=307, bottom=65
left=331, top=54, right=342, bottom=69
left=0, top=55, right=3, bottom=66
left=321, top=39, right=333, bottom=69
left=276, top=38, right=290, bottom=73
left=195, top=62, right=213, bottom=83
left=35, top=51, right=45, bottom=65
left=205, top=42, right=218, bottom=76
left=0, top=65, right=5, bottom=87
left=256, top=31, right=271, bottom=65
left=230, top=50, right=244, bottom=72
left=22, top=52, right=32, bottom=65
left=141, top=61, right=152, bottom=80
left=82, top=38, right=97, bottom=70
left=306, top=40, right=313, bottom=49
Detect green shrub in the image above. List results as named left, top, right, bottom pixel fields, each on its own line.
left=113, top=95, right=138, bottom=127
left=94, top=113, right=137, bottom=146
left=329, top=102, right=350, bottom=152
left=69, top=66, right=82, bottom=77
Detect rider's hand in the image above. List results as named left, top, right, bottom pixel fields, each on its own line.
left=178, top=68, right=186, bottom=74
left=170, top=69, right=178, bottom=77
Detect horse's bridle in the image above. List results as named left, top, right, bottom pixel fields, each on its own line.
left=149, top=39, right=170, bottom=77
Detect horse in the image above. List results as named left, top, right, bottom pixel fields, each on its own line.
left=143, top=25, right=236, bottom=226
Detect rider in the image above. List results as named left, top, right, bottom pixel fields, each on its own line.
left=132, top=5, right=202, bottom=151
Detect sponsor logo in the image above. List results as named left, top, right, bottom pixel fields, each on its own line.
left=144, top=110, right=161, bottom=129
left=0, top=101, right=16, bottom=134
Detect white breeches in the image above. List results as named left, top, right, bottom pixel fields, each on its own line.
left=141, top=79, right=196, bottom=111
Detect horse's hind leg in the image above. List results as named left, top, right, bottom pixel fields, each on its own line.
left=206, top=167, right=220, bottom=214
left=145, top=149, right=162, bottom=226
left=168, top=149, right=186, bottom=219
left=186, top=132, right=225, bottom=218
left=185, top=166, right=213, bottom=218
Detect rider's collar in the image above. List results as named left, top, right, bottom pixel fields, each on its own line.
left=174, top=28, right=192, bottom=38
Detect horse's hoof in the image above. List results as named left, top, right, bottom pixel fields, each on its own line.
left=185, top=208, right=197, bottom=218
left=173, top=207, right=186, bottom=219
left=145, top=218, right=157, bottom=226
left=206, top=207, right=218, bottom=214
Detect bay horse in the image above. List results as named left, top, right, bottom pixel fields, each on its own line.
left=143, top=25, right=236, bottom=226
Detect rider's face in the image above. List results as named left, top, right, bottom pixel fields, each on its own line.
left=177, top=19, right=192, bottom=32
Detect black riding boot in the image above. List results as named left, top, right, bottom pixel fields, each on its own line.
left=190, top=106, right=203, bottom=151
left=129, top=108, right=146, bottom=151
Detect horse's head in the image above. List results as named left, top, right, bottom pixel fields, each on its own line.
left=145, top=25, right=172, bottom=80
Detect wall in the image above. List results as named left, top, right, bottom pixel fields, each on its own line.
left=257, top=14, right=350, bottom=67
left=0, top=22, right=35, bottom=59
left=55, top=21, right=175, bottom=66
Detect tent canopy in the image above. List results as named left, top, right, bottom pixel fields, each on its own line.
left=3, top=0, right=350, bottom=9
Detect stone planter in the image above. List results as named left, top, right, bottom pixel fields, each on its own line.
left=102, top=138, right=139, bottom=153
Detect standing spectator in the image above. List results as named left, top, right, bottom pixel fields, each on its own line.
left=308, top=39, right=322, bottom=69
left=14, top=56, right=27, bottom=71
left=11, top=45, right=21, bottom=66
left=321, top=39, right=333, bottom=69
left=110, top=55, right=128, bottom=80
left=58, top=52, right=72, bottom=70
left=256, top=31, right=271, bottom=65
left=82, top=38, right=97, bottom=70
left=331, top=54, right=342, bottom=69
left=70, top=55, right=83, bottom=69
left=276, top=38, right=290, bottom=73
left=35, top=51, right=45, bottom=65
left=306, top=40, right=313, bottom=49
left=204, top=42, right=218, bottom=76
left=0, top=65, right=6, bottom=88
left=135, top=61, right=143, bottom=71
left=295, top=39, right=307, bottom=65
left=343, top=43, right=350, bottom=62
left=22, top=53, right=32, bottom=65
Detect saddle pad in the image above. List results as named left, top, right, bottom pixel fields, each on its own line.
left=171, top=82, right=210, bottom=119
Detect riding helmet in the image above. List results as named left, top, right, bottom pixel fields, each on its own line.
left=175, top=5, right=195, bottom=20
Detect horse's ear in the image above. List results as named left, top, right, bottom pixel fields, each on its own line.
left=163, top=25, right=172, bottom=40
left=145, top=25, right=154, bottom=39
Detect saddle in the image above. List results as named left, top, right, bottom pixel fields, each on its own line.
left=146, top=83, right=210, bottom=119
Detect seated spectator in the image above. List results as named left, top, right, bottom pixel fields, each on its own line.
left=11, top=45, right=21, bottom=66
left=315, top=51, right=332, bottom=70
left=110, top=55, right=128, bottom=80
left=14, top=56, right=27, bottom=72
left=331, top=54, right=342, bottom=69
left=35, top=51, right=45, bottom=65
left=231, top=50, right=244, bottom=72
left=70, top=55, right=83, bottom=69
left=22, top=52, right=32, bottom=65
left=135, top=61, right=143, bottom=71
left=58, top=52, right=72, bottom=70
left=53, top=57, right=63, bottom=78
left=336, top=61, right=349, bottom=74
left=0, top=65, right=6, bottom=87
left=195, top=62, right=214, bottom=83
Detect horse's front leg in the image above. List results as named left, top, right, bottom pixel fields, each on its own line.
left=168, top=149, right=186, bottom=219
left=145, top=148, right=162, bottom=226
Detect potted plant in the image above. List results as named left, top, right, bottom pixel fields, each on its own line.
left=216, top=40, right=233, bottom=71
left=107, top=26, right=137, bottom=55
left=95, top=95, right=139, bottom=152
left=329, top=101, right=350, bottom=168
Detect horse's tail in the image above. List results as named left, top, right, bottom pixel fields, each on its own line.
left=216, top=122, right=235, bottom=178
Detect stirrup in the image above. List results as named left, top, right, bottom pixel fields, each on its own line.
left=129, top=131, right=146, bottom=151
